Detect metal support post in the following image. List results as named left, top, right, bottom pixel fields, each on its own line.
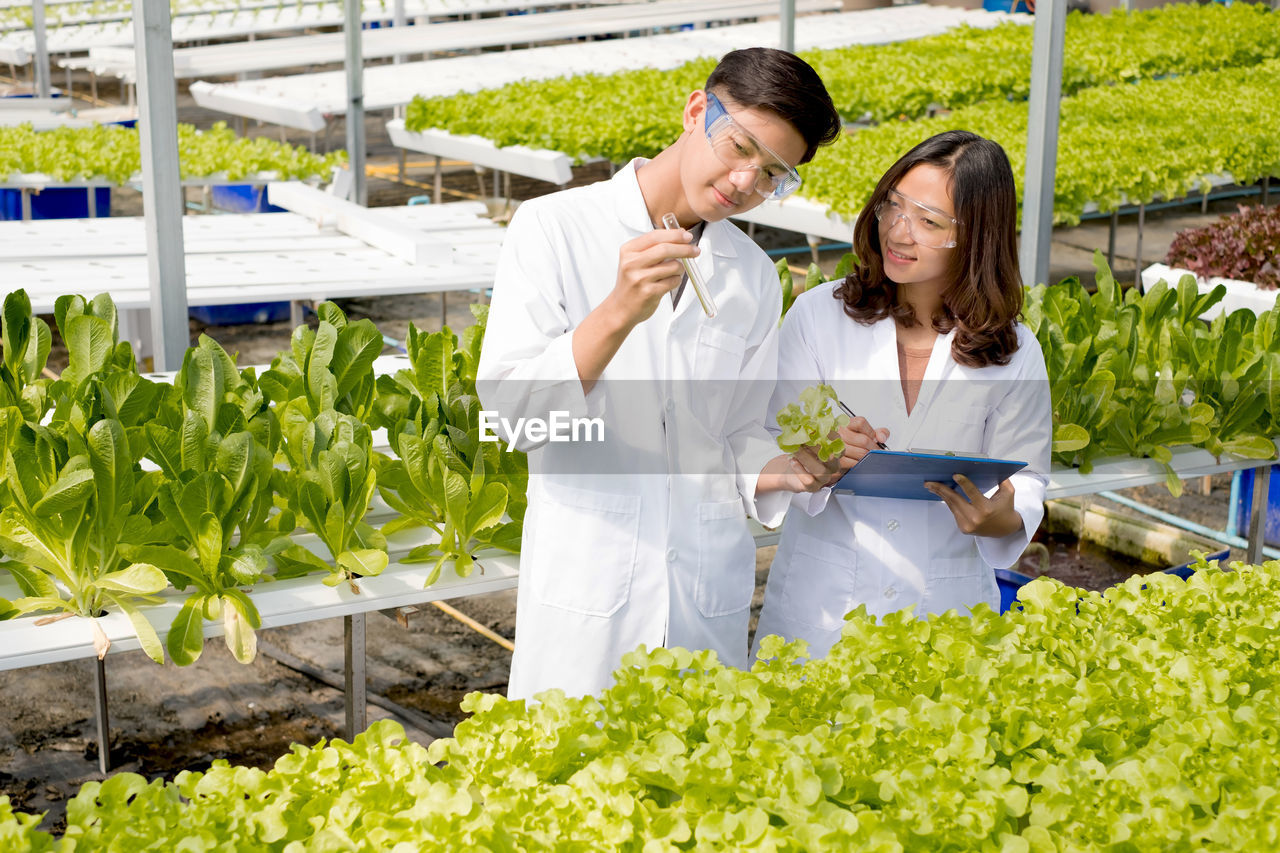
left=779, top=0, right=795, bottom=52
left=32, top=0, right=50, bottom=98
left=93, top=658, right=111, bottom=774
left=1247, top=465, right=1271, bottom=566
left=1107, top=210, right=1117, bottom=272
left=344, top=0, right=367, bottom=206
left=433, top=155, right=442, bottom=204
left=20, top=188, right=31, bottom=221
left=1018, top=0, right=1066, bottom=290
left=87, top=187, right=97, bottom=218
left=133, top=0, right=189, bottom=370
left=1264, top=177, right=1271, bottom=207
left=1133, top=203, right=1145, bottom=289
left=344, top=613, right=367, bottom=740
left=393, top=0, right=407, bottom=66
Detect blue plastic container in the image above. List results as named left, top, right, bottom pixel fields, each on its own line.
left=1164, top=549, right=1231, bottom=581
left=995, top=548, right=1232, bottom=611
left=994, top=568, right=1036, bottom=613
left=209, top=184, right=285, bottom=214
left=982, top=0, right=1032, bottom=12
left=189, top=302, right=291, bottom=326
left=1234, top=465, right=1280, bottom=548
left=0, top=186, right=111, bottom=221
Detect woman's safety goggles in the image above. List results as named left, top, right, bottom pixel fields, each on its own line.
left=874, top=189, right=959, bottom=249
left=703, top=91, right=802, bottom=201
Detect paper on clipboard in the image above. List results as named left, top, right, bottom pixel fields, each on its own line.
left=831, top=450, right=1027, bottom=501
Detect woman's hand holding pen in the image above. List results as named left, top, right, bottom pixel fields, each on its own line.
left=832, top=415, right=891, bottom=471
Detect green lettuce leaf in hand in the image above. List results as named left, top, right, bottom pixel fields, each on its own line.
left=775, top=384, right=844, bottom=462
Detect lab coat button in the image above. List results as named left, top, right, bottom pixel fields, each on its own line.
left=666, top=548, right=678, bottom=563
left=883, top=586, right=898, bottom=599
left=887, top=519, right=900, bottom=531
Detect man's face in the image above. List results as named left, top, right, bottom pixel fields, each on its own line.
left=678, top=89, right=808, bottom=223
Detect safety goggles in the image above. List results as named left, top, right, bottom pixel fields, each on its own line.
left=704, top=91, right=802, bottom=201
left=874, top=188, right=959, bottom=249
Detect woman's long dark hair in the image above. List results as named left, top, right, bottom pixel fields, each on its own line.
left=833, top=130, right=1023, bottom=368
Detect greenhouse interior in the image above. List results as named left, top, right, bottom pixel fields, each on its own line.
left=1, top=0, right=1279, bottom=847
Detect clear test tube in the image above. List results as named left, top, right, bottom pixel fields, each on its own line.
left=662, top=213, right=716, bottom=318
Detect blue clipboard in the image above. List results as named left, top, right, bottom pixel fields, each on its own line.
left=831, top=450, right=1027, bottom=501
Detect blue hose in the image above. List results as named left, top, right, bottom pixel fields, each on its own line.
left=1079, top=184, right=1267, bottom=221
left=1226, top=470, right=1242, bottom=538
left=764, top=242, right=852, bottom=259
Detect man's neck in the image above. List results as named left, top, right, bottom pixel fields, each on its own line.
left=635, top=142, right=699, bottom=229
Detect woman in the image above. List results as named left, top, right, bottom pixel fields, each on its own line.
left=753, top=130, right=1052, bottom=661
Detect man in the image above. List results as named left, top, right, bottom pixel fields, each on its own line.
left=478, top=48, right=843, bottom=702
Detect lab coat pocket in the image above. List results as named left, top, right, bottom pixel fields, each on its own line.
left=921, top=557, right=990, bottom=617
left=779, top=535, right=863, bottom=633
left=935, top=404, right=989, bottom=454
left=694, top=498, right=755, bottom=617
left=692, top=326, right=747, bottom=434
left=530, top=485, right=641, bottom=618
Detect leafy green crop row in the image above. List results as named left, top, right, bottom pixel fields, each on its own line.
left=0, top=122, right=346, bottom=185
left=801, top=59, right=1280, bottom=226
left=1023, top=253, right=1280, bottom=494
left=6, top=554, right=1280, bottom=849
left=404, top=5, right=1279, bottom=165
left=0, top=290, right=524, bottom=667
left=809, top=3, right=1280, bottom=123
left=777, top=251, right=1280, bottom=493
left=0, top=0, right=395, bottom=33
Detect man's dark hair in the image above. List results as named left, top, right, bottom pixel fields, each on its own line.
left=704, top=47, right=842, bottom=165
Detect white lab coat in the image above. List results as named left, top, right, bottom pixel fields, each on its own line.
left=753, top=280, right=1052, bottom=661
left=477, top=160, right=790, bottom=702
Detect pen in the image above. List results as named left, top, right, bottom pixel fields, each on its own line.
left=836, top=399, right=889, bottom=450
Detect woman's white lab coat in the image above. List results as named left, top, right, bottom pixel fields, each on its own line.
left=753, top=281, right=1052, bottom=661
left=477, top=160, right=789, bottom=702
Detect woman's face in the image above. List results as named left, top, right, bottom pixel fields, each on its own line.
left=877, top=163, right=957, bottom=293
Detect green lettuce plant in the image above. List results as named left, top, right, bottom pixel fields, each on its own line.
left=775, top=383, right=843, bottom=462
left=135, top=336, right=291, bottom=665
left=1021, top=253, right=1277, bottom=492
left=0, top=293, right=172, bottom=661
left=0, top=290, right=52, bottom=422
left=272, top=407, right=387, bottom=591
left=373, top=307, right=526, bottom=586
left=261, top=303, right=388, bottom=590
